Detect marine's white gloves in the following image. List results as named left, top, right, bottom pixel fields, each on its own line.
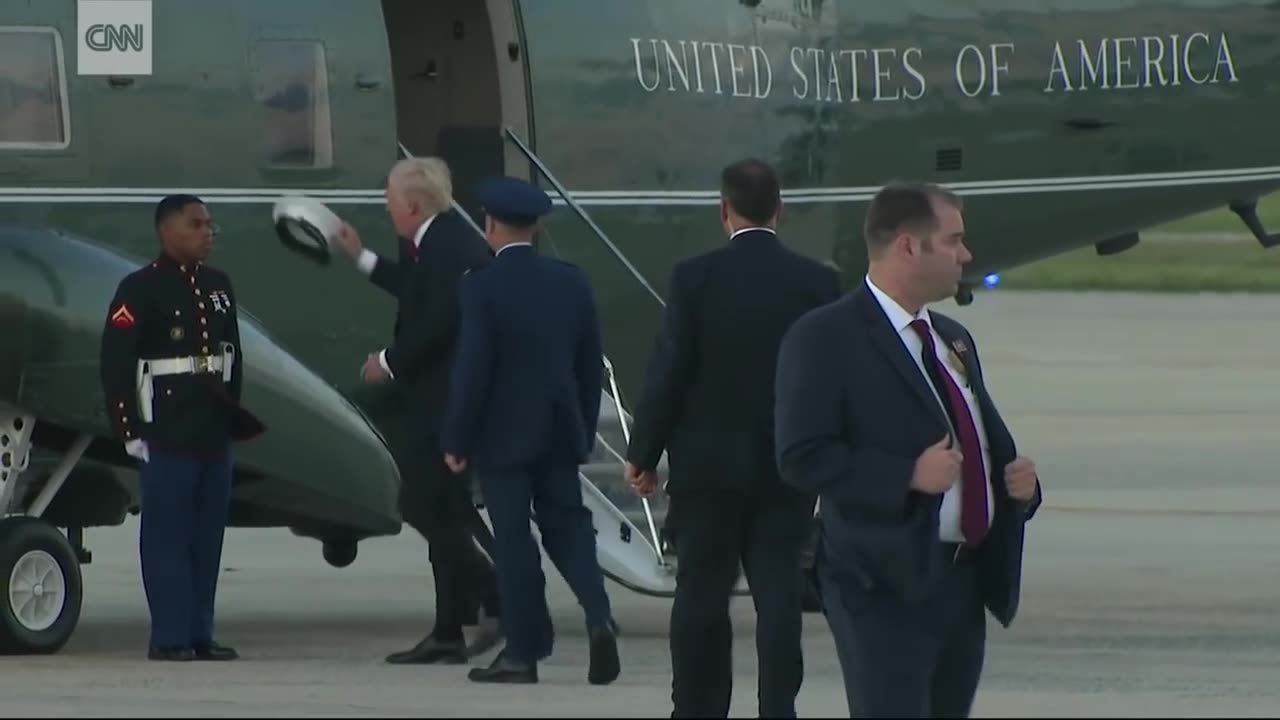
left=125, top=438, right=149, bottom=463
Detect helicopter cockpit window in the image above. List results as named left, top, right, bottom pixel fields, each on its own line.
left=250, top=40, right=333, bottom=169
left=0, top=26, right=70, bottom=150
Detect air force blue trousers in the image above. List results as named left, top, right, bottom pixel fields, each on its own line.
left=479, top=462, right=612, bottom=663
left=138, top=447, right=233, bottom=651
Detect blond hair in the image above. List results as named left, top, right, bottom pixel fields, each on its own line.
left=388, top=157, right=453, bottom=215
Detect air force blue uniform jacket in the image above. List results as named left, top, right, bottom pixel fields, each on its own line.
left=441, top=244, right=603, bottom=470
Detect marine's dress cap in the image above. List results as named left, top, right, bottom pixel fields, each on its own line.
left=476, top=176, right=553, bottom=227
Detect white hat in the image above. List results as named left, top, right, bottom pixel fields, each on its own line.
left=271, top=195, right=342, bottom=265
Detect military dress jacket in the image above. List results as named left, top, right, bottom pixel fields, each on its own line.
left=99, top=253, right=266, bottom=456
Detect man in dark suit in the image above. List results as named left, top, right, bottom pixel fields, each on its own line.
left=335, top=157, right=500, bottom=664
left=774, top=181, right=1043, bottom=717
left=100, top=194, right=266, bottom=662
left=622, top=158, right=841, bottom=718
left=441, top=176, right=620, bottom=687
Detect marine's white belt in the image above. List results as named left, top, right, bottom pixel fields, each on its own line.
left=135, top=345, right=234, bottom=423
left=145, top=355, right=225, bottom=376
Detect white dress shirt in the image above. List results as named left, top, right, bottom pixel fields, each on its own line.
left=864, top=275, right=994, bottom=542
left=354, top=215, right=437, bottom=379
left=496, top=241, right=532, bottom=255
left=729, top=226, right=777, bottom=240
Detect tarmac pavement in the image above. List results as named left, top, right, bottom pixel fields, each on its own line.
left=2, top=290, right=1279, bottom=717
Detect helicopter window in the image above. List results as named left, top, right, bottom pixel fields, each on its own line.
left=0, top=26, right=69, bottom=150
left=250, top=40, right=333, bottom=169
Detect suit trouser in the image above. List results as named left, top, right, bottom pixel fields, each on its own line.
left=817, top=543, right=987, bottom=718
left=478, top=462, right=612, bottom=664
left=138, top=446, right=233, bottom=650
left=348, top=384, right=498, bottom=632
left=665, top=489, right=815, bottom=718
left=400, top=435, right=499, bottom=638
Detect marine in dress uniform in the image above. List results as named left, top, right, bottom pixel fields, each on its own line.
left=440, top=177, right=621, bottom=686
left=98, top=194, right=265, bottom=661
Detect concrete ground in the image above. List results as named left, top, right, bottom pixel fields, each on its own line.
left=2, top=289, right=1280, bottom=717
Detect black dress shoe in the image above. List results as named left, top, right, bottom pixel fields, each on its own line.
left=194, top=641, right=239, bottom=661
left=148, top=646, right=195, bottom=662
left=587, top=623, right=620, bottom=686
left=385, top=634, right=467, bottom=665
left=467, top=650, right=537, bottom=684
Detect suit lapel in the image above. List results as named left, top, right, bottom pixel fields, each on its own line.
left=853, top=286, right=951, bottom=432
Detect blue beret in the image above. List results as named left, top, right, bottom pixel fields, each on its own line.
left=476, top=176, right=552, bottom=228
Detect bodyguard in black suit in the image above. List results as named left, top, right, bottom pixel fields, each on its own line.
left=441, top=176, right=620, bottom=687
left=623, top=159, right=840, bottom=718
left=335, top=157, right=500, bottom=664
left=774, top=182, right=1043, bottom=717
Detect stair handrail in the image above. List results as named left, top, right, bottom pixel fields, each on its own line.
left=601, top=356, right=667, bottom=567
left=501, top=126, right=665, bottom=309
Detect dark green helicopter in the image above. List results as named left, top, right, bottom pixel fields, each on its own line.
left=0, top=0, right=1274, bottom=654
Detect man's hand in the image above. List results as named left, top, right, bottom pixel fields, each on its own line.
left=1004, top=456, right=1038, bottom=502
left=911, top=435, right=962, bottom=495
left=335, top=221, right=363, bottom=261
left=444, top=454, right=468, bottom=474
left=625, top=462, right=660, bottom=497
left=360, top=353, right=388, bottom=383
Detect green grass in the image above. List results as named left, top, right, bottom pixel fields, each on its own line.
left=999, top=195, right=1280, bottom=292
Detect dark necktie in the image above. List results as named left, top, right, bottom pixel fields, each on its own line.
left=909, top=319, right=989, bottom=546
left=402, top=238, right=418, bottom=261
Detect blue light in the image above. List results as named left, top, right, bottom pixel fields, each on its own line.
left=983, top=273, right=1001, bottom=288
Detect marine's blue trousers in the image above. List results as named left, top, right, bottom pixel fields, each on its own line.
left=138, top=447, right=233, bottom=651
